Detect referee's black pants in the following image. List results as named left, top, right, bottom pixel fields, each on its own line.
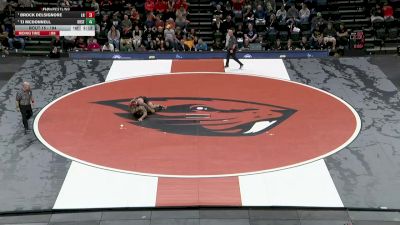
left=225, top=49, right=243, bottom=67
left=19, top=104, right=33, bottom=130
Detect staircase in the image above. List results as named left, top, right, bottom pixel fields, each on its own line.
left=187, top=0, right=214, bottom=45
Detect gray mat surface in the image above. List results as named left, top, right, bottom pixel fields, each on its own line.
left=0, top=60, right=112, bottom=212
left=0, top=57, right=399, bottom=212
left=284, top=57, right=400, bottom=209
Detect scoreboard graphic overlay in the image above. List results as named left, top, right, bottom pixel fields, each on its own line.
left=15, top=7, right=95, bottom=36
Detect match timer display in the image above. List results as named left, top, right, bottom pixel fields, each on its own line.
left=15, top=7, right=96, bottom=36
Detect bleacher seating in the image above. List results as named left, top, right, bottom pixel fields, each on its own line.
left=0, top=0, right=399, bottom=56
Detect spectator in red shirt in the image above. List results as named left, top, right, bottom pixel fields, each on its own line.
left=130, top=7, right=141, bottom=25
left=87, top=38, right=101, bottom=51
left=232, top=0, right=244, bottom=18
left=383, top=2, right=394, bottom=21
left=155, top=0, right=167, bottom=13
left=232, top=0, right=244, bottom=11
left=145, top=0, right=155, bottom=12
left=174, top=0, right=188, bottom=11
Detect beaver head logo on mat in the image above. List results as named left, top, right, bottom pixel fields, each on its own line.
left=95, top=97, right=297, bottom=136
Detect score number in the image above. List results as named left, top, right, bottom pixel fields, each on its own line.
left=86, top=11, right=95, bottom=18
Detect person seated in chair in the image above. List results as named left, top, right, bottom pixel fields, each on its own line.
left=244, top=23, right=258, bottom=48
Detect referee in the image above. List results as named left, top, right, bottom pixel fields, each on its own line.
left=16, top=81, right=34, bottom=134
left=225, top=29, right=244, bottom=69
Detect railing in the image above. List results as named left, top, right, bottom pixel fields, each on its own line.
left=68, top=50, right=329, bottom=60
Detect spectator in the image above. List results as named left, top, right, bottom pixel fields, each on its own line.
left=311, top=12, right=325, bottom=30
left=224, top=3, right=234, bottom=19
left=87, top=38, right=101, bottom=51
left=176, top=4, right=188, bottom=19
left=223, top=15, right=236, bottom=32
left=383, top=2, right=394, bottom=21
left=370, top=3, right=384, bottom=22
left=299, top=3, right=310, bottom=23
left=120, top=38, right=133, bottom=51
left=212, top=16, right=224, bottom=32
left=155, top=0, right=167, bottom=14
left=323, top=22, right=336, bottom=49
left=91, top=0, right=100, bottom=17
left=130, top=7, right=141, bottom=25
left=232, top=0, right=245, bottom=19
left=336, top=23, right=349, bottom=47
left=273, top=38, right=283, bottom=50
left=99, top=15, right=111, bottom=38
left=108, top=25, right=121, bottom=51
left=311, top=25, right=322, bottom=47
left=111, top=13, right=121, bottom=29
left=174, top=0, right=188, bottom=11
left=183, top=35, right=195, bottom=51
left=155, top=14, right=165, bottom=28
left=175, top=26, right=184, bottom=42
left=143, top=26, right=155, bottom=49
left=286, top=4, right=299, bottom=24
left=49, top=36, right=62, bottom=57
left=235, top=24, right=244, bottom=49
left=299, top=36, right=310, bottom=50
left=154, top=26, right=164, bottom=49
left=244, top=23, right=258, bottom=47
left=213, top=4, right=224, bottom=19
left=121, top=14, right=133, bottom=32
left=175, top=14, right=188, bottom=30
left=8, top=25, right=25, bottom=50
left=102, top=41, right=114, bottom=51
left=51, top=36, right=63, bottom=50
left=165, top=0, right=176, bottom=20
left=165, top=17, right=176, bottom=29
left=145, top=0, right=155, bottom=12
left=187, top=28, right=198, bottom=43
left=74, top=37, right=87, bottom=51
left=265, top=0, right=276, bottom=13
left=267, top=13, right=279, bottom=31
left=132, top=25, right=143, bottom=49
left=120, top=21, right=133, bottom=52
left=164, top=24, right=177, bottom=50
left=243, top=5, right=254, bottom=24
left=276, top=5, right=287, bottom=22
left=255, top=5, right=266, bottom=26
left=145, top=13, right=156, bottom=28
left=195, top=38, right=208, bottom=51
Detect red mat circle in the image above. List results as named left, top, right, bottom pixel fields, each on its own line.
left=35, top=73, right=360, bottom=177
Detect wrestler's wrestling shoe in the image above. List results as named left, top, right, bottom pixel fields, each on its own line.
left=155, top=105, right=167, bottom=111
